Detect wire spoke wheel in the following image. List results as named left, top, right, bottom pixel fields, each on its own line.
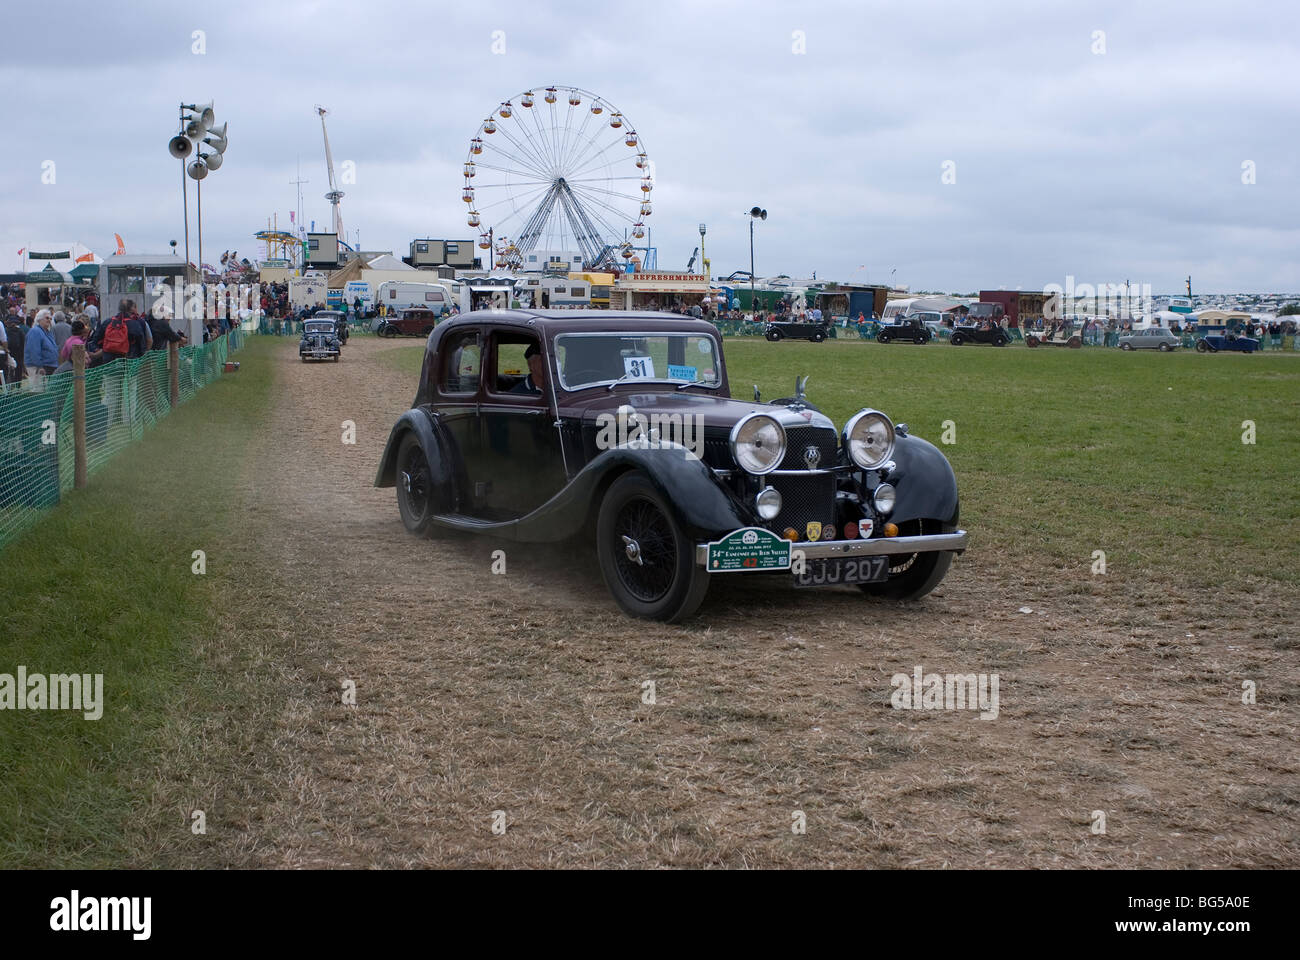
left=465, top=85, right=651, bottom=271
left=612, top=497, right=677, bottom=603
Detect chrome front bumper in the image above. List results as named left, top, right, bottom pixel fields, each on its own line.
left=694, top=530, right=967, bottom=568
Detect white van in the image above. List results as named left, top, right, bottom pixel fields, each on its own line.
left=376, top=280, right=455, bottom=314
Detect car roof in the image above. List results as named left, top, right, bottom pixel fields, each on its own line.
left=431, top=309, right=720, bottom=338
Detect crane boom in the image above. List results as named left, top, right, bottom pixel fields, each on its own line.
left=316, top=105, right=345, bottom=239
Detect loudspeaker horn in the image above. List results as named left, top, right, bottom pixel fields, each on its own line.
left=187, top=157, right=209, bottom=180
left=169, top=135, right=193, bottom=158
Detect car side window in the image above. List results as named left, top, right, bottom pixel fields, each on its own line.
left=487, top=332, right=544, bottom=399
left=441, top=331, right=481, bottom=395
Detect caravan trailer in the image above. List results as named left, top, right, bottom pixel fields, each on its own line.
left=376, top=280, right=456, bottom=315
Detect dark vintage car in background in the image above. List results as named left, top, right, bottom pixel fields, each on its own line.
left=312, top=309, right=349, bottom=344
left=375, top=310, right=967, bottom=622
left=1196, top=333, right=1259, bottom=353
left=950, top=323, right=1011, bottom=346
left=1118, top=327, right=1180, bottom=351
left=299, top=318, right=342, bottom=362
left=876, top=316, right=933, bottom=344
left=378, top=307, right=444, bottom=338
left=765, top=319, right=829, bottom=342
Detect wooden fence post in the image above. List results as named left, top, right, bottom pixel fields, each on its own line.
left=72, top=344, right=87, bottom=490
left=169, top=340, right=180, bottom=406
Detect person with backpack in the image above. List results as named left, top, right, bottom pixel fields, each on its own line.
left=89, top=299, right=147, bottom=363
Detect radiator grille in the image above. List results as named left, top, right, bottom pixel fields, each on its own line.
left=780, top=426, right=839, bottom=470
left=767, top=472, right=836, bottom=538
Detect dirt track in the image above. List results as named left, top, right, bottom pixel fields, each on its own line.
left=185, top=336, right=1296, bottom=868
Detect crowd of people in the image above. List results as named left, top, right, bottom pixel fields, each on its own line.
left=1, top=287, right=190, bottom=386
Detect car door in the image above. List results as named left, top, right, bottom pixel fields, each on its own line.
left=434, top=326, right=483, bottom=513
left=476, top=328, right=567, bottom=518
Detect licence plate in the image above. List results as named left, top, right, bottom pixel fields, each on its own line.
left=794, top=555, right=889, bottom=588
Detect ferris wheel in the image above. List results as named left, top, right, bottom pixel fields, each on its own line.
left=463, top=85, right=652, bottom=271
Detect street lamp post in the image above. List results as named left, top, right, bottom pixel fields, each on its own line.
left=698, top=222, right=706, bottom=278
left=747, top=207, right=766, bottom=319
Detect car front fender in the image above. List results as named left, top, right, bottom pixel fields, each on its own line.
left=888, top=433, right=960, bottom=527
left=373, top=408, right=457, bottom=513
left=502, top=446, right=751, bottom=544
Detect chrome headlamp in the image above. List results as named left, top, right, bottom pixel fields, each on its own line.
left=730, top=413, right=786, bottom=475
left=843, top=409, right=895, bottom=471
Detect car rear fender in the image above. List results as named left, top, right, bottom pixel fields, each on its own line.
left=374, top=408, right=457, bottom=513
left=887, top=433, right=960, bottom=527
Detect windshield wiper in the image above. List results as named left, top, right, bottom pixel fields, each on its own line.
left=675, top=380, right=713, bottom=390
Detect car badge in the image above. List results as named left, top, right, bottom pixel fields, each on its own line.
left=803, top=444, right=821, bottom=469
left=820, top=524, right=836, bottom=541
left=805, top=522, right=822, bottom=542
left=858, top=519, right=874, bottom=539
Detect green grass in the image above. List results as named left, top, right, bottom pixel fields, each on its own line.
left=0, top=337, right=277, bottom=868
left=380, top=337, right=1300, bottom=586
left=727, top=339, right=1300, bottom=585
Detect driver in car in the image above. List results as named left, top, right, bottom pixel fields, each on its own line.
left=509, top=342, right=545, bottom=395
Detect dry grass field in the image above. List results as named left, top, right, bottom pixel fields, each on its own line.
left=135, top=335, right=1296, bottom=869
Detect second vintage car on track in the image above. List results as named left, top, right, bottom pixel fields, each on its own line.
left=378, top=307, right=444, bottom=338
left=1195, top=333, right=1259, bottom=353
left=765, top=319, right=829, bottom=342
left=376, top=310, right=967, bottom=622
left=1118, top=327, right=1180, bottom=351
left=299, top=318, right=342, bottom=362
left=949, top=323, right=1012, bottom=347
left=875, top=316, right=933, bottom=344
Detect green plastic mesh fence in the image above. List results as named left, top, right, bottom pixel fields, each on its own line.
left=0, top=330, right=246, bottom=551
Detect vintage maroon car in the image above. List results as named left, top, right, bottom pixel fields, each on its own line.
left=378, top=307, right=444, bottom=338
left=375, top=310, right=967, bottom=622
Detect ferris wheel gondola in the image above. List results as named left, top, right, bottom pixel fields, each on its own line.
left=464, top=84, right=651, bottom=271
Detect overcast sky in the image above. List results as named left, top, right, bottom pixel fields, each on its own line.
left=1, top=0, right=1295, bottom=293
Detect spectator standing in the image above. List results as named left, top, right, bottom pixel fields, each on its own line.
left=55, top=320, right=87, bottom=373
left=26, top=310, right=60, bottom=375
left=51, top=310, right=72, bottom=353
left=5, top=307, right=26, bottom=380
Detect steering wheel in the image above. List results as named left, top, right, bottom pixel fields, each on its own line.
left=565, top=368, right=610, bottom=386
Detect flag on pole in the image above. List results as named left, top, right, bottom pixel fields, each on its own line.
left=114, top=234, right=126, bottom=255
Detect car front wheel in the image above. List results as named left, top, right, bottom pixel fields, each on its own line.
left=858, top=521, right=955, bottom=601
left=1121, top=342, right=1133, bottom=350
left=1196, top=340, right=1211, bottom=353
left=596, top=471, right=709, bottom=622
left=396, top=433, right=441, bottom=538
left=1159, top=342, right=1172, bottom=351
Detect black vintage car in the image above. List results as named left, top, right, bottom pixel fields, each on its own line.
left=375, top=311, right=967, bottom=622
left=312, top=309, right=349, bottom=344
left=765, top=319, right=828, bottom=342
left=300, top=318, right=342, bottom=362
left=949, top=323, right=1011, bottom=346
left=875, top=316, right=932, bottom=344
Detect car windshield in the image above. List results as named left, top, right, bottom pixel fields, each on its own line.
left=554, top=332, right=721, bottom=390
left=305, top=321, right=334, bottom=333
